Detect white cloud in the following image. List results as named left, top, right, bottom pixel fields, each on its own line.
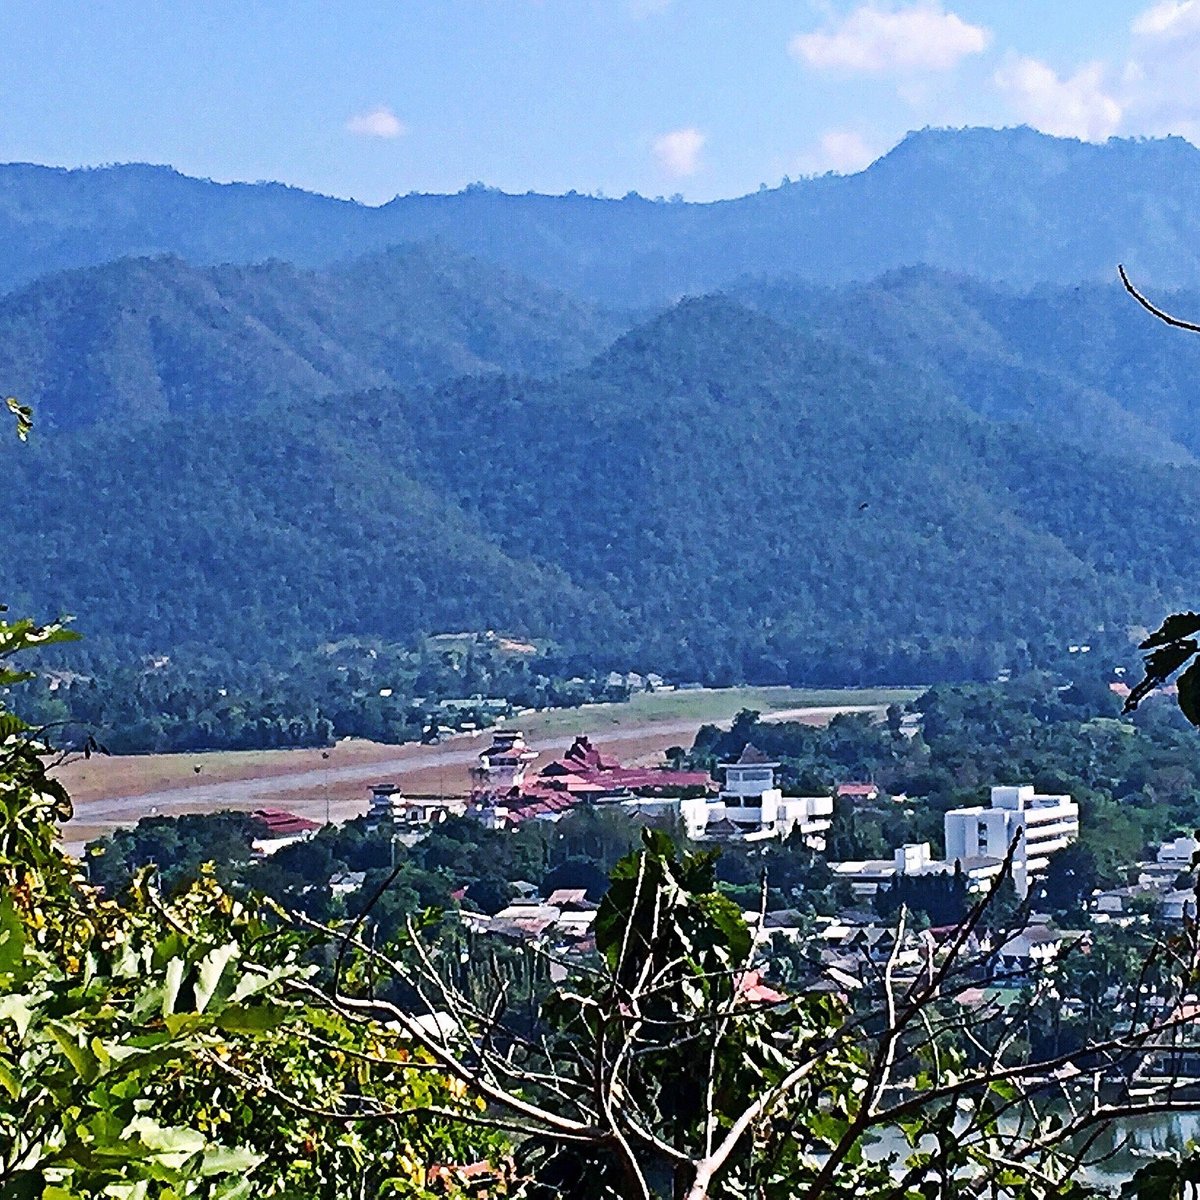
left=796, top=130, right=883, bottom=175
left=1122, top=2, right=1200, bottom=140
left=653, top=127, right=705, bottom=177
left=1132, top=0, right=1200, bottom=38
left=346, top=106, right=407, bottom=139
left=993, top=56, right=1122, bottom=140
left=789, top=4, right=990, bottom=74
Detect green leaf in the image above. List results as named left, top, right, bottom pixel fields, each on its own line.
left=198, top=1146, right=264, bottom=1177
left=1146, top=640, right=1199, bottom=681
left=0, top=994, right=33, bottom=1039
left=5, top=396, right=32, bottom=441
left=0, top=895, right=28, bottom=974
left=0, top=1057, right=22, bottom=1099
left=161, top=955, right=186, bottom=1016
left=47, top=1024, right=100, bottom=1082
left=193, top=942, right=239, bottom=1013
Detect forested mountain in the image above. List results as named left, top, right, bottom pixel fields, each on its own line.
left=5, top=296, right=1200, bottom=685
left=736, top=269, right=1200, bottom=465
left=4, top=127, right=1200, bottom=303
left=0, top=244, right=616, bottom=428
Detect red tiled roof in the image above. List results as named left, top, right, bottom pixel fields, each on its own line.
left=736, top=969, right=787, bottom=1005
left=836, top=782, right=878, bottom=797
left=253, top=808, right=321, bottom=836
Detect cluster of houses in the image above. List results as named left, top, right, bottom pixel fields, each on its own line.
left=361, top=729, right=838, bottom=848
left=461, top=887, right=598, bottom=947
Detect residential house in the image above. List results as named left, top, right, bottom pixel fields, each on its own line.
left=251, top=808, right=321, bottom=856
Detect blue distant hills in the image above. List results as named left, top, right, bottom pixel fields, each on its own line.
left=3, top=126, right=1200, bottom=303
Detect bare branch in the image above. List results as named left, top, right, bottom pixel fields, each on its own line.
left=1119, top=263, right=1200, bottom=333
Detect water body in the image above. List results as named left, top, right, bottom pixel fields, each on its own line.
left=868, top=1109, right=1200, bottom=1190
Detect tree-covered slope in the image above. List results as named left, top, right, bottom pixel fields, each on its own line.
left=735, top=269, right=1200, bottom=465
left=0, top=406, right=628, bottom=668
left=5, top=296, right=1200, bottom=683
left=0, top=244, right=617, bottom=428
left=4, top=128, right=1200, bottom=303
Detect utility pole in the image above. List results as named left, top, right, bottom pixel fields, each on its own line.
left=321, top=749, right=331, bottom=826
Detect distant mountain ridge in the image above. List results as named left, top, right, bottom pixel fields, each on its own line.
left=9, top=248, right=1200, bottom=471
left=4, top=127, right=1200, bottom=303
left=734, top=269, right=1200, bottom=466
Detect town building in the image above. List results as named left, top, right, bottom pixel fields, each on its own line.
left=684, top=745, right=832, bottom=846
left=475, top=729, right=538, bottom=792
left=836, top=781, right=880, bottom=803
left=250, top=808, right=321, bottom=856
left=367, top=784, right=466, bottom=828
left=832, top=841, right=1003, bottom=901
left=1137, top=835, right=1199, bottom=890
left=471, top=733, right=711, bottom=830
left=944, top=785, right=1079, bottom=898
left=987, top=925, right=1087, bottom=978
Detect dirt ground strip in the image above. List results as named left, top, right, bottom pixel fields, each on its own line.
left=56, top=688, right=914, bottom=853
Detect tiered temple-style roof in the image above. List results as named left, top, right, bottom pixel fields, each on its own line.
left=476, top=733, right=711, bottom=828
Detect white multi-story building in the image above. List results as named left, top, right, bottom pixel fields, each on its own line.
left=368, top=784, right=466, bottom=828
left=944, top=785, right=1079, bottom=898
left=475, top=729, right=539, bottom=792
left=681, top=745, right=833, bottom=847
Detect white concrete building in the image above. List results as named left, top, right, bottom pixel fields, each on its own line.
left=475, top=729, right=538, bottom=792
left=368, top=784, right=466, bottom=828
left=832, top=842, right=1003, bottom=901
left=944, top=785, right=1079, bottom=898
left=687, top=745, right=832, bottom=846
left=1138, top=836, right=1199, bottom=889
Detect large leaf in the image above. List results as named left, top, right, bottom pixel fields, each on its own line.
left=193, top=942, right=239, bottom=1013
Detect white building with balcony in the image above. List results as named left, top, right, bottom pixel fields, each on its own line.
left=832, top=841, right=1004, bottom=901
left=944, top=785, right=1079, bottom=898
left=368, top=784, right=466, bottom=828
left=683, top=745, right=833, bottom=847
left=475, top=729, right=539, bottom=793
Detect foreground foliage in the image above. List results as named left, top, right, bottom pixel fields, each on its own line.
left=0, top=610, right=502, bottom=1198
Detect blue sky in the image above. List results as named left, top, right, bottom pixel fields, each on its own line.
left=0, top=2, right=1194, bottom=203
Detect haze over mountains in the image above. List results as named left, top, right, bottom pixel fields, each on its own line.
left=4, top=126, right=1200, bottom=304
left=5, top=125, right=1200, bottom=685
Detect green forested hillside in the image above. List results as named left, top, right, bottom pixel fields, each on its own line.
left=0, top=244, right=617, bottom=428
left=737, top=269, right=1200, bottom=465
left=4, top=128, right=1200, bottom=303
left=4, top=295, right=1199, bottom=687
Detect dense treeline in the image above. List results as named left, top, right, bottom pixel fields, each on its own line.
left=13, top=636, right=628, bottom=754
left=88, top=803, right=650, bottom=927
left=737, top=268, right=1200, bottom=465
left=0, top=244, right=616, bottom=430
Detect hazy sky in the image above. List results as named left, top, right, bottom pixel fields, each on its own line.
left=0, top=2, right=1195, bottom=203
